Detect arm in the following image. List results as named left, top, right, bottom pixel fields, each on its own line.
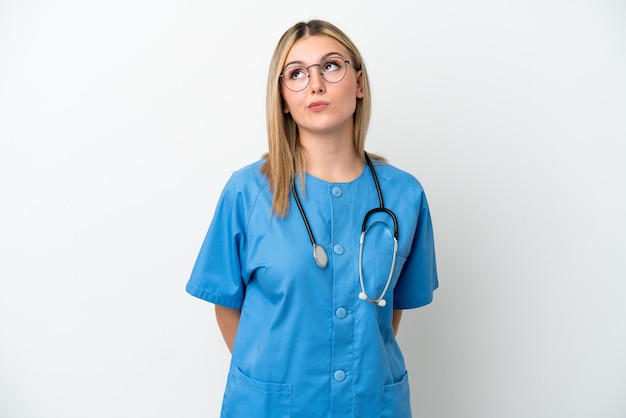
left=392, top=309, right=403, bottom=337
left=215, top=305, right=241, bottom=353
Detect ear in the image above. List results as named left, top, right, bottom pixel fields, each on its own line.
left=355, top=70, right=364, bottom=99
left=282, top=97, right=290, bottom=114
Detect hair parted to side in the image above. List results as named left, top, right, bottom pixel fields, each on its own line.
left=261, top=19, right=380, bottom=217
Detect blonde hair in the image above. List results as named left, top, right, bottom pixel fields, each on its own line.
left=261, top=20, right=378, bottom=217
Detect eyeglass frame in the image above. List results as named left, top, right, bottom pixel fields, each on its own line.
left=279, top=54, right=354, bottom=92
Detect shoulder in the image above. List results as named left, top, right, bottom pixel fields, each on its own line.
left=373, top=159, right=426, bottom=192
left=369, top=159, right=431, bottom=213
left=225, top=160, right=269, bottom=194
left=215, top=160, right=271, bottom=217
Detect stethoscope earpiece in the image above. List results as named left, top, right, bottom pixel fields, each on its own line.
left=359, top=291, right=387, bottom=307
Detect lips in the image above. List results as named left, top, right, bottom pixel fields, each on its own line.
left=308, top=101, right=329, bottom=112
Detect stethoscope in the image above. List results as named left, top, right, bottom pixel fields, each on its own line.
left=291, top=152, right=399, bottom=307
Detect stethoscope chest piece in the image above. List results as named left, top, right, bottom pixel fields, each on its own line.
left=313, top=244, right=328, bottom=269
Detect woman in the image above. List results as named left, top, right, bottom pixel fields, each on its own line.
left=187, top=19, right=438, bottom=418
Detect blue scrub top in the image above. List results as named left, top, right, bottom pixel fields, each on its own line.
left=187, top=159, right=438, bottom=418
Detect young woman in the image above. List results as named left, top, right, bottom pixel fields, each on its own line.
left=187, top=19, right=438, bottom=418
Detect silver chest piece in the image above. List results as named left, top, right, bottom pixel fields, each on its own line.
left=313, top=244, right=328, bottom=268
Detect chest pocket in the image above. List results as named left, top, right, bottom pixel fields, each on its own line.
left=372, top=253, right=407, bottom=326
left=361, top=216, right=401, bottom=280
left=221, top=365, right=292, bottom=418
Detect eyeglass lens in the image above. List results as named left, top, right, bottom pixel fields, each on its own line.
left=281, top=55, right=350, bottom=92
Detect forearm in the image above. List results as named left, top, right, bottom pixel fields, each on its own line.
left=392, top=309, right=403, bottom=337
left=215, top=305, right=241, bottom=353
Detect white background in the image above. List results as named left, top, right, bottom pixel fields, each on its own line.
left=1, top=1, right=625, bottom=417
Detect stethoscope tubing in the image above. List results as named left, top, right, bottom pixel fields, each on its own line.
left=292, top=152, right=399, bottom=306
left=291, top=182, right=328, bottom=268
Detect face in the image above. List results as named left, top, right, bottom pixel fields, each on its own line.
left=281, top=35, right=364, bottom=138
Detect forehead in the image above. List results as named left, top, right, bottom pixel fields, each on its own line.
left=284, top=35, right=349, bottom=64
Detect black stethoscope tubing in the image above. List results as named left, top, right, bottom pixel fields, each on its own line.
left=361, top=153, right=398, bottom=240
left=292, top=152, right=397, bottom=253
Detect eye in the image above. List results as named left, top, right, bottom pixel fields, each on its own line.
left=286, top=66, right=307, bottom=80
left=323, top=58, right=344, bottom=72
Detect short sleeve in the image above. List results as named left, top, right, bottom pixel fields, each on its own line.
left=393, top=191, right=438, bottom=310
left=185, top=175, right=248, bottom=309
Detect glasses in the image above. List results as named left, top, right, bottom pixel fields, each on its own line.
left=280, top=54, right=352, bottom=92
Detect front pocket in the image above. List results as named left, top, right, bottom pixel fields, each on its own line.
left=221, top=366, right=292, bottom=418
left=380, top=371, right=411, bottom=418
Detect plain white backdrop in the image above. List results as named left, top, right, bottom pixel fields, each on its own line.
left=1, top=1, right=625, bottom=417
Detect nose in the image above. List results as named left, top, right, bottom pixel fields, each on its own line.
left=307, top=63, right=325, bottom=93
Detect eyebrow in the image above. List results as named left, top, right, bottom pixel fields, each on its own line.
left=283, top=52, right=346, bottom=69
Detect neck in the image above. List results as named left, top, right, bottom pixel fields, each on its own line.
left=298, top=125, right=363, bottom=182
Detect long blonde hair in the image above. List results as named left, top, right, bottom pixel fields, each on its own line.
left=261, top=20, right=376, bottom=217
